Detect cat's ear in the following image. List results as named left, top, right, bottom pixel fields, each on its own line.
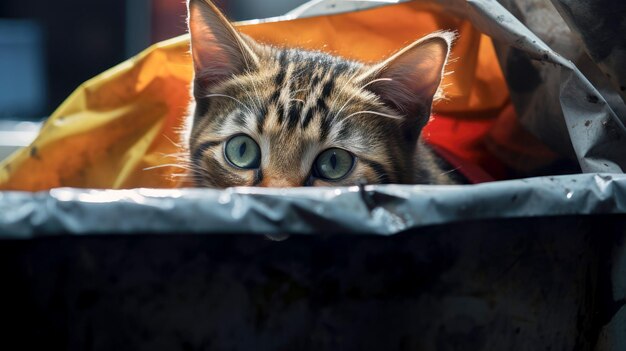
left=361, top=31, right=454, bottom=132
left=187, top=0, right=259, bottom=96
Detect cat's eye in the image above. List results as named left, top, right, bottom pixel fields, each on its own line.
left=314, top=148, right=355, bottom=181
left=224, top=135, right=261, bottom=169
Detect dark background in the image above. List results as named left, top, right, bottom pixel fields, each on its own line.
left=0, top=0, right=307, bottom=120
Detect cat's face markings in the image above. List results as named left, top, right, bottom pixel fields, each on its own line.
left=186, top=0, right=453, bottom=187
left=189, top=67, right=398, bottom=187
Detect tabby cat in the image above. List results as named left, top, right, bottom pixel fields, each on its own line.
left=184, top=0, right=461, bottom=187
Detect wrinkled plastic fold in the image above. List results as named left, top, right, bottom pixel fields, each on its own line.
left=1, top=173, right=624, bottom=238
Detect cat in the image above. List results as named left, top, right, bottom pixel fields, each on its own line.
left=184, top=0, right=462, bottom=187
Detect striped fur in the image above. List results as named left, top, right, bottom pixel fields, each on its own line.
left=184, top=0, right=461, bottom=187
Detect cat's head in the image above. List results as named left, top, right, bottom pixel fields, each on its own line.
left=185, top=0, right=453, bottom=187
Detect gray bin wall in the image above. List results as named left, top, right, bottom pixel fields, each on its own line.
left=1, top=174, right=626, bottom=350
left=1, top=215, right=624, bottom=350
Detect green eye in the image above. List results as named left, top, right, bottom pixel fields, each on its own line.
left=224, top=135, right=261, bottom=169
left=314, top=148, right=355, bottom=181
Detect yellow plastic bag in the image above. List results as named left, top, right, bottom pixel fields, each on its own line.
left=0, top=1, right=508, bottom=191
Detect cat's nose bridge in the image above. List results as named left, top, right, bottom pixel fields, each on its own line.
left=259, top=177, right=299, bottom=188
left=262, top=132, right=311, bottom=187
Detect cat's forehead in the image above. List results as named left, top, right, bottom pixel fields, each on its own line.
left=210, top=48, right=377, bottom=131
left=265, top=48, right=363, bottom=82
left=196, top=46, right=395, bottom=154
left=273, top=48, right=357, bottom=67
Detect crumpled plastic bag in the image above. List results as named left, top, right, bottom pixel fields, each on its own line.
left=491, top=0, right=626, bottom=172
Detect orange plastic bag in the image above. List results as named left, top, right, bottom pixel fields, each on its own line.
left=0, top=1, right=519, bottom=191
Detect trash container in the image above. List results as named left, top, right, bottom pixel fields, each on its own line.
left=1, top=1, right=625, bottom=350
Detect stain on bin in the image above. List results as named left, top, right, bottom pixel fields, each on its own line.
left=586, top=95, right=599, bottom=104
left=506, top=49, right=542, bottom=93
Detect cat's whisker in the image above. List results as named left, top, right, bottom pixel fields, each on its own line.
left=232, top=32, right=259, bottom=81
left=162, top=134, right=184, bottom=148
left=343, top=110, right=402, bottom=120
left=333, top=78, right=393, bottom=119
left=248, top=77, right=264, bottom=112
left=287, top=67, right=307, bottom=95
left=169, top=174, right=185, bottom=178
left=150, top=170, right=196, bottom=187
left=143, top=163, right=194, bottom=172
left=157, top=152, right=188, bottom=159
left=156, top=150, right=188, bottom=157
left=204, top=93, right=255, bottom=116
left=233, top=79, right=264, bottom=116
left=189, top=166, right=213, bottom=184
left=328, top=70, right=361, bottom=113
left=234, top=41, right=264, bottom=112
left=439, top=167, right=461, bottom=176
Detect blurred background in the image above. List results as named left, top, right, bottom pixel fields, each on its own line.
left=0, top=0, right=308, bottom=159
